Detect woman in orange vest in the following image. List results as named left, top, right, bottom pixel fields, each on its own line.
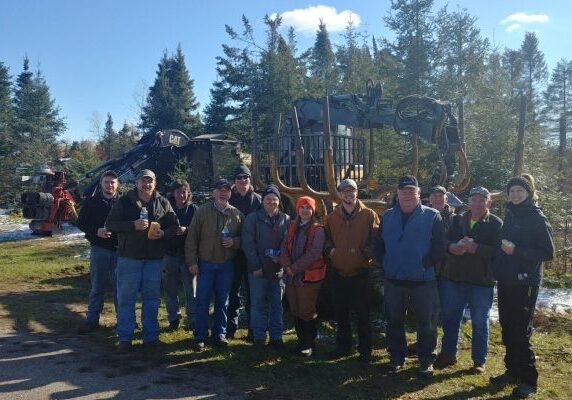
left=279, top=196, right=326, bottom=356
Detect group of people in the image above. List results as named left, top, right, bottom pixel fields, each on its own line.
left=76, top=165, right=554, bottom=400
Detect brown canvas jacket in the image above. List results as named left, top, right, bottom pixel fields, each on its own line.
left=325, top=200, right=380, bottom=277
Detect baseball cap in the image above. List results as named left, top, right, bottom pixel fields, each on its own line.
left=338, top=178, right=358, bottom=191
left=397, top=175, right=419, bottom=189
left=136, top=169, right=156, bottom=180
left=429, top=185, right=447, bottom=194
left=213, top=178, right=232, bottom=190
left=469, top=186, right=491, bottom=198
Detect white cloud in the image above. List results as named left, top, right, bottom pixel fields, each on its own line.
left=271, top=5, right=360, bottom=36
left=505, top=23, right=522, bottom=32
left=501, top=12, right=549, bottom=25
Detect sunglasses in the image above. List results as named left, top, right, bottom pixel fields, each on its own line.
left=236, top=175, right=250, bottom=180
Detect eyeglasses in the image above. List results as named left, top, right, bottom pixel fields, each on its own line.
left=236, top=175, right=250, bottom=180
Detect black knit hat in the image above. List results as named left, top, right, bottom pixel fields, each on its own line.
left=261, top=184, right=280, bottom=201
left=506, top=176, right=533, bottom=196
left=233, top=164, right=251, bottom=178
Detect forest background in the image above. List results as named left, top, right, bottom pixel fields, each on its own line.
left=0, top=0, right=570, bottom=273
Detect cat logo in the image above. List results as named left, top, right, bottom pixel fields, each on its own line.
left=169, top=134, right=181, bottom=146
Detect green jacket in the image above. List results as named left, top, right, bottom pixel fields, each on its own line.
left=105, top=189, right=178, bottom=259
left=185, top=202, right=243, bottom=266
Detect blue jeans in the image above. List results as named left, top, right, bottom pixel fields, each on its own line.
left=162, top=255, right=196, bottom=328
left=384, top=279, right=438, bottom=365
left=439, top=278, right=494, bottom=365
left=194, top=259, right=234, bottom=342
left=116, top=257, right=162, bottom=343
left=248, top=274, right=284, bottom=342
left=86, top=245, right=118, bottom=324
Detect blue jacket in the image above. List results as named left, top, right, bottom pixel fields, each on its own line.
left=493, top=201, right=554, bottom=285
left=378, top=203, right=444, bottom=282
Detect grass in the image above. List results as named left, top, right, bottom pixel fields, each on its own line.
left=1, top=237, right=572, bottom=399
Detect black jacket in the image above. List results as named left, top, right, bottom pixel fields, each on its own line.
left=76, top=193, right=118, bottom=251
left=442, top=210, right=502, bottom=286
left=492, top=201, right=554, bottom=285
left=105, top=189, right=178, bottom=260
left=165, top=200, right=198, bottom=257
left=230, top=187, right=261, bottom=217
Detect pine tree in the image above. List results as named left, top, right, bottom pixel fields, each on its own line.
left=100, top=113, right=118, bottom=160
left=371, top=37, right=401, bottom=97
left=384, top=0, right=436, bottom=96
left=501, top=48, right=525, bottom=106
left=434, top=6, right=488, bottom=145
left=12, top=57, right=66, bottom=167
left=307, top=20, right=337, bottom=96
left=140, top=45, right=202, bottom=136
left=0, top=62, right=14, bottom=157
left=116, top=122, right=138, bottom=153
left=542, top=59, right=572, bottom=154
left=520, top=32, right=548, bottom=121
left=465, top=51, right=516, bottom=188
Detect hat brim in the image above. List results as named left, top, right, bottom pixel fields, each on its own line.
left=214, top=184, right=232, bottom=190
left=398, top=185, right=418, bottom=189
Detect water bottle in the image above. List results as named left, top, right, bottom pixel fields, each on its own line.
left=221, top=226, right=230, bottom=242
left=140, top=207, right=148, bottom=221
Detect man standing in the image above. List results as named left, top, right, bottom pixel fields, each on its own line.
left=106, top=169, right=178, bottom=352
left=186, top=179, right=243, bottom=351
left=325, top=178, right=379, bottom=364
left=428, top=185, right=455, bottom=232
left=227, top=164, right=261, bottom=340
left=163, top=179, right=198, bottom=332
left=376, top=175, right=446, bottom=377
left=435, top=186, right=502, bottom=373
left=76, top=170, right=119, bottom=334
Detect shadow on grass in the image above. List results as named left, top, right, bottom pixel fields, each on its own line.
left=0, top=274, right=89, bottom=333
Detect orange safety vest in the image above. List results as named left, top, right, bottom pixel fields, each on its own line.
left=286, top=222, right=326, bottom=282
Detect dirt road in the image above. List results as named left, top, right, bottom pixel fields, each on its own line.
left=0, top=330, right=244, bottom=400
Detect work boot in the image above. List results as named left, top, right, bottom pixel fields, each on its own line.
left=193, top=341, right=206, bottom=352
left=490, top=372, right=518, bottom=386
left=212, top=335, right=229, bottom=348
left=383, top=361, right=405, bottom=374
left=512, top=383, right=537, bottom=398
left=77, top=321, right=99, bottom=335
left=417, top=360, right=434, bottom=378
left=434, top=352, right=458, bottom=369
left=166, top=319, right=180, bottom=333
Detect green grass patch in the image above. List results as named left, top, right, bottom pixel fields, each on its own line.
left=1, top=237, right=572, bottom=399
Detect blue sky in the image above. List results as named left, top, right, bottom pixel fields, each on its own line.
left=2, top=0, right=570, bottom=142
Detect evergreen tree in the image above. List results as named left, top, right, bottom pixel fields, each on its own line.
left=0, top=62, right=14, bottom=156
left=12, top=57, right=66, bottom=167
left=100, top=113, right=119, bottom=159
left=434, top=6, right=488, bottom=144
left=336, top=20, right=369, bottom=93
left=520, top=32, right=548, bottom=121
left=542, top=59, right=572, bottom=154
left=384, top=0, right=436, bottom=96
left=501, top=48, right=525, bottom=105
left=465, top=51, right=516, bottom=188
left=116, top=122, right=138, bottom=152
left=13, top=57, right=66, bottom=144
left=140, top=45, right=202, bottom=136
left=371, top=37, right=401, bottom=97
left=307, top=20, right=337, bottom=96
